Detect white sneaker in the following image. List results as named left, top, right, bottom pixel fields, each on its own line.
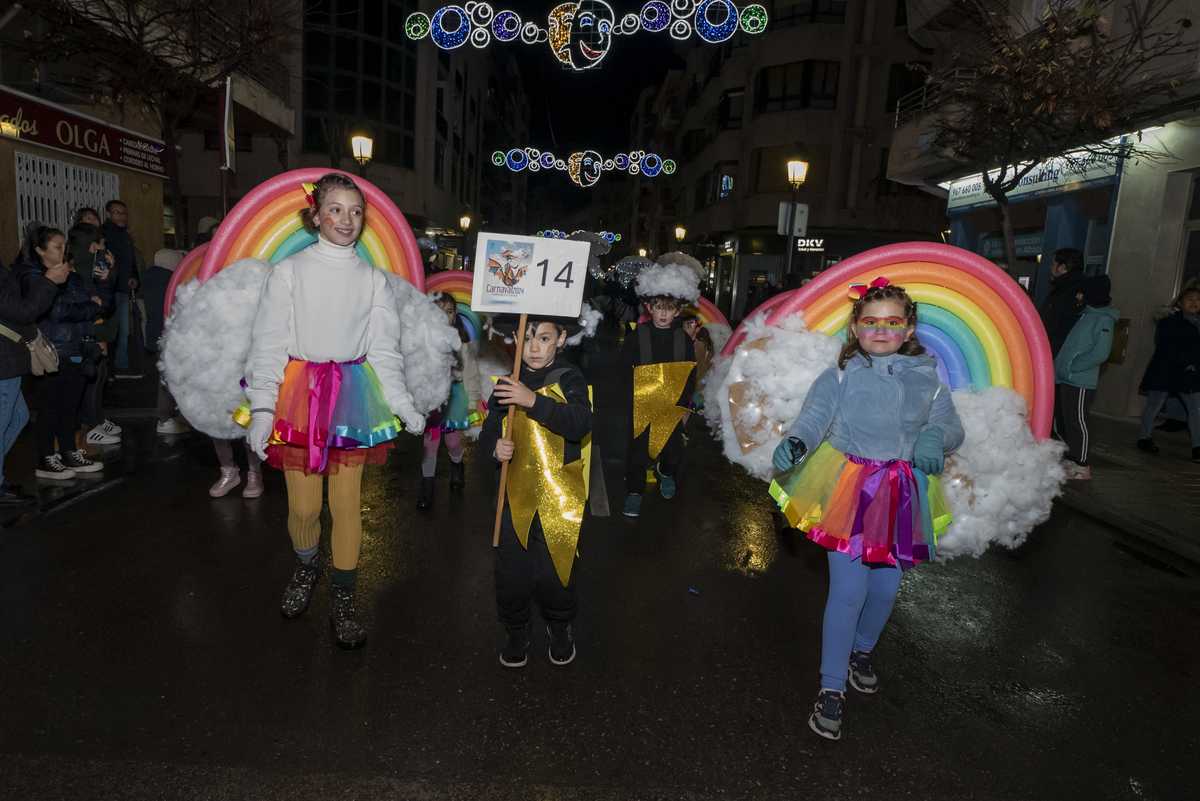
left=35, top=454, right=76, bottom=480
left=99, top=419, right=122, bottom=435
left=156, top=416, right=191, bottom=435
left=86, top=428, right=121, bottom=445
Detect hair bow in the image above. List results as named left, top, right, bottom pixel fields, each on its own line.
left=848, top=276, right=891, bottom=299
left=302, top=182, right=316, bottom=208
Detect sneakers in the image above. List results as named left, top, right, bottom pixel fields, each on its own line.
left=329, top=581, right=367, bottom=650
left=1136, top=438, right=1159, bottom=454
left=416, top=476, right=435, bottom=509
left=622, top=493, right=642, bottom=517
left=62, top=449, right=103, bottom=473
left=1064, top=462, right=1091, bottom=480
left=209, top=466, right=240, bottom=497
left=547, top=622, right=576, bottom=666
left=86, top=428, right=120, bottom=446
left=808, top=689, right=844, bottom=740
left=0, top=483, right=36, bottom=505
left=848, top=651, right=878, bottom=694
left=98, top=419, right=122, bottom=435
left=280, top=552, right=323, bottom=619
left=35, top=454, right=76, bottom=480
left=656, top=463, right=676, bottom=500
left=500, top=623, right=531, bottom=668
left=156, top=416, right=190, bottom=435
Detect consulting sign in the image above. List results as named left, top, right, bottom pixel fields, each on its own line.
left=471, top=233, right=590, bottom=317
left=946, top=153, right=1118, bottom=214
left=0, top=86, right=167, bottom=178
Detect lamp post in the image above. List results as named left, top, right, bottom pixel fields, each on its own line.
left=638, top=247, right=647, bottom=257
left=784, top=156, right=809, bottom=276
left=351, top=135, right=373, bottom=178
left=675, top=225, right=686, bottom=245
left=459, top=214, right=472, bottom=269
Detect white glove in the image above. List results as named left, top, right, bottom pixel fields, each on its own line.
left=392, top=397, right=425, bottom=436
left=246, top=411, right=274, bottom=461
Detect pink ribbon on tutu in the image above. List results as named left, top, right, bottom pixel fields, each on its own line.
left=292, top=355, right=366, bottom=472
left=847, top=454, right=928, bottom=570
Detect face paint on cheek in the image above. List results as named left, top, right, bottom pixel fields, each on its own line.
left=323, top=216, right=335, bottom=225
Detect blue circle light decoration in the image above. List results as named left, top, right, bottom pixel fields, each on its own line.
left=408, top=1, right=767, bottom=63
left=505, top=149, right=528, bottom=170
left=496, top=148, right=677, bottom=185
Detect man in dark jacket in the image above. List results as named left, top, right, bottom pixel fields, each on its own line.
left=1038, top=247, right=1086, bottom=358
left=0, top=258, right=67, bottom=504
left=102, top=199, right=142, bottom=378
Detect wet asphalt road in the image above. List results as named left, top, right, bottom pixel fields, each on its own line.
left=0, top=331, right=1197, bottom=800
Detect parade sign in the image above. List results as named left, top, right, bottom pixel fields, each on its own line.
left=471, top=232, right=590, bottom=317
left=0, top=86, right=167, bottom=178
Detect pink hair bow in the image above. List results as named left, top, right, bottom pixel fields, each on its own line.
left=848, top=276, right=891, bottom=300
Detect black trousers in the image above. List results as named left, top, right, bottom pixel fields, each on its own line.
left=494, top=504, right=576, bottom=631
left=1054, top=383, right=1094, bottom=466
left=35, top=358, right=86, bottom=458
left=78, top=359, right=106, bottom=429
left=625, top=421, right=685, bottom=494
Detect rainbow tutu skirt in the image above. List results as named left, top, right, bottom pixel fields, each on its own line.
left=769, top=442, right=952, bottom=570
left=426, top=381, right=480, bottom=434
left=265, top=356, right=401, bottom=475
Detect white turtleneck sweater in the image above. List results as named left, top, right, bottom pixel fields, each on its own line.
left=244, top=236, right=416, bottom=420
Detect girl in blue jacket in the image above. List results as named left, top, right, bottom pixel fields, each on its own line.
left=771, top=279, right=964, bottom=741
left=1053, top=275, right=1118, bottom=479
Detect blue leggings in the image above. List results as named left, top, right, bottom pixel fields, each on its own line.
left=819, top=550, right=904, bottom=692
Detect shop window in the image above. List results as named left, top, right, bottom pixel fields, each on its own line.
left=718, top=89, right=745, bottom=130
left=886, top=62, right=930, bottom=112
left=754, top=60, right=839, bottom=113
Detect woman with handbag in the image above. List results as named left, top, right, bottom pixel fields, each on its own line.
left=13, top=227, right=114, bottom=480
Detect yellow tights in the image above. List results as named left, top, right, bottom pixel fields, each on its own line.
left=283, top=464, right=364, bottom=570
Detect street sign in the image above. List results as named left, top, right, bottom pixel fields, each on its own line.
left=470, top=232, right=590, bottom=317
left=777, top=202, right=808, bottom=236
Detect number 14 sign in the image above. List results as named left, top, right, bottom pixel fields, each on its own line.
left=470, top=232, right=590, bottom=318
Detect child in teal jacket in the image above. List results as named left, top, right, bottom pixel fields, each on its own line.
left=1053, top=275, right=1118, bottom=478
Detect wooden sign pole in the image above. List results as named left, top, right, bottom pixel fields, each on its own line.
left=493, top=312, right=527, bottom=547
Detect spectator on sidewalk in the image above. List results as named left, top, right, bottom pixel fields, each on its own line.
left=0, top=234, right=68, bottom=504
left=14, top=227, right=113, bottom=480
left=68, top=223, right=122, bottom=447
left=72, top=207, right=101, bottom=228
left=102, top=200, right=143, bottom=379
left=143, top=249, right=184, bottom=353
left=195, top=216, right=220, bottom=246
left=1137, top=286, right=1200, bottom=462
left=1038, top=248, right=1086, bottom=358
left=1053, top=275, right=1118, bottom=480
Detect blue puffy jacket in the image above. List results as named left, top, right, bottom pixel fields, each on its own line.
left=1054, top=305, right=1119, bottom=390
left=12, top=260, right=113, bottom=358
left=786, top=352, right=965, bottom=462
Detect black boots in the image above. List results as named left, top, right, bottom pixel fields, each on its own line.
left=280, top=552, right=323, bottom=619
left=416, top=476, right=435, bottom=509
left=329, top=582, right=367, bottom=650
left=449, top=460, right=465, bottom=490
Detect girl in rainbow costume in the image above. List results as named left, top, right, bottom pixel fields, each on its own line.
left=415, top=292, right=483, bottom=509
left=244, top=173, right=425, bottom=650
left=770, top=278, right=963, bottom=741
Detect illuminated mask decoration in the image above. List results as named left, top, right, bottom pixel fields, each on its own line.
left=493, top=148, right=675, bottom=185
left=408, top=1, right=769, bottom=69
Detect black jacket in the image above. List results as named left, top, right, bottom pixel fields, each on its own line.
left=102, top=220, right=138, bottom=294
left=479, top=356, right=592, bottom=471
left=1140, top=312, right=1200, bottom=395
left=1038, top=271, right=1086, bottom=358
left=0, top=263, right=59, bottom=380
left=618, top=320, right=697, bottom=403
left=11, top=260, right=114, bottom=359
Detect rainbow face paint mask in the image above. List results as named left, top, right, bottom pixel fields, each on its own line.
left=856, top=317, right=909, bottom=341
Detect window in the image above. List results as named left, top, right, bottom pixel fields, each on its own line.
left=434, top=140, right=445, bottom=186
left=719, top=170, right=736, bottom=199
left=204, top=130, right=253, bottom=152
left=718, top=89, right=745, bottom=130
left=772, top=0, right=847, bottom=29
left=885, top=62, right=929, bottom=112
left=754, top=60, right=840, bottom=112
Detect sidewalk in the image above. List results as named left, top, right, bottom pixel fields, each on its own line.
left=1058, top=412, right=1200, bottom=567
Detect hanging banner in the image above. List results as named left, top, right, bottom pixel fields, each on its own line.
left=471, top=232, right=589, bottom=317
left=222, top=77, right=236, bottom=173
left=0, top=85, right=167, bottom=178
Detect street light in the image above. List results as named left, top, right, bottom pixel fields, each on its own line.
left=784, top=153, right=809, bottom=276
left=460, top=214, right=471, bottom=231
left=675, top=225, right=686, bottom=242
left=638, top=248, right=647, bottom=257
left=351, top=135, right=373, bottom=178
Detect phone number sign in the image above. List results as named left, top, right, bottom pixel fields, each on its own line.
left=471, top=233, right=590, bottom=317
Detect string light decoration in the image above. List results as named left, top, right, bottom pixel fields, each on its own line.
left=537, top=229, right=623, bottom=243
left=492, top=148, right=676, bottom=186
left=407, top=1, right=768, bottom=68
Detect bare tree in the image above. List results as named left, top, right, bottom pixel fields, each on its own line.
left=11, top=0, right=296, bottom=243
left=920, top=0, right=1199, bottom=272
